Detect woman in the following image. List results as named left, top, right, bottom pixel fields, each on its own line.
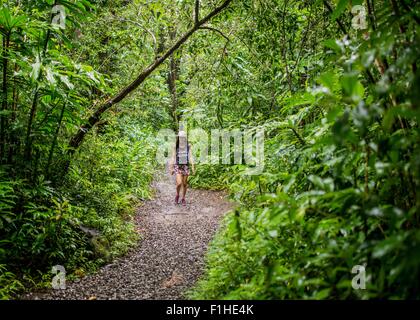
left=169, top=130, right=195, bottom=205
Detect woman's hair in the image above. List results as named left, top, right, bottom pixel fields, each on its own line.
left=175, top=134, right=188, bottom=150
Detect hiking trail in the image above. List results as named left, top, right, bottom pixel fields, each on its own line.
left=24, top=172, right=233, bottom=300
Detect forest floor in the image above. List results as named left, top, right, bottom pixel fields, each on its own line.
left=23, top=172, right=233, bottom=300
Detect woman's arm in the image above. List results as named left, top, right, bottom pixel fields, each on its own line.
left=169, top=147, right=176, bottom=175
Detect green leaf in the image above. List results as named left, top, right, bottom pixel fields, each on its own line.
left=45, top=67, right=56, bottom=85
left=323, top=39, right=342, bottom=53
left=30, top=57, right=42, bottom=82
left=372, top=236, right=403, bottom=259
left=60, top=75, right=74, bottom=90
left=318, top=71, right=339, bottom=92
left=341, top=73, right=365, bottom=102
left=314, top=288, right=331, bottom=299
left=331, top=0, right=349, bottom=21
left=0, top=7, right=27, bottom=32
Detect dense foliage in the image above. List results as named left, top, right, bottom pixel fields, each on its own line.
left=188, top=0, right=420, bottom=299
left=0, top=0, right=167, bottom=298
left=1, top=0, right=419, bottom=300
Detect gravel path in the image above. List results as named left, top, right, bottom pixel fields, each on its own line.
left=23, top=172, right=233, bottom=300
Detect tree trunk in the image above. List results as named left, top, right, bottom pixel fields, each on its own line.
left=46, top=101, right=66, bottom=179
left=8, top=62, right=19, bottom=165
left=24, top=89, right=39, bottom=161
left=1, top=33, right=10, bottom=164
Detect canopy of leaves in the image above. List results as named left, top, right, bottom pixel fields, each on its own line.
left=1, top=0, right=419, bottom=300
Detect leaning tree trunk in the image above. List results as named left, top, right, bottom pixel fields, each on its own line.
left=68, top=0, right=233, bottom=155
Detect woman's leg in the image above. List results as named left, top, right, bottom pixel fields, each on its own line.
left=181, top=175, right=188, bottom=200
left=175, top=174, right=183, bottom=203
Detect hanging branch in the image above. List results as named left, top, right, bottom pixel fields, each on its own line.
left=288, top=127, right=306, bottom=146
left=198, top=26, right=230, bottom=41
left=195, top=0, right=200, bottom=25
left=68, top=0, right=233, bottom=154
left=120, top=18, right=158, bottom=54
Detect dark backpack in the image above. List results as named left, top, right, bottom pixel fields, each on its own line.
left=176, top=141, right=189, bottom=165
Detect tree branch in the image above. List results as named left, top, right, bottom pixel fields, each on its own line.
left=198, top=26, right=230, bottom=41
left=120, top=18, right=157, bottom=53
left=322, top=0, right=347, bottom=35
left=195, top=0, right=200, bottom=25
left=68, top=0, right=233, bottom=153
left=288, top=127, right=306, bottom=146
